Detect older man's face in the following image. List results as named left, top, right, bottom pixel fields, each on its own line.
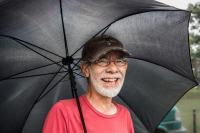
left=82, top=51, right=128, bottom=97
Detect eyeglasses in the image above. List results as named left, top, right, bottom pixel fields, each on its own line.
left=92, top=58, right=128, bottom=67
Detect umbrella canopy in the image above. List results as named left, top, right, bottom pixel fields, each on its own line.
left=0, top=0, right=198, bottom=133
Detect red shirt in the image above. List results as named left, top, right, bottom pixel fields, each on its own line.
left=43, top=95, right=134, bottom=133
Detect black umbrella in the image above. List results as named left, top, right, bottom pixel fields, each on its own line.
left=0, top=0, right=198, bottom=133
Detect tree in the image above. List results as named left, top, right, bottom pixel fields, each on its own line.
left=188, top=3, right=200, bottom=33
left=188, top=3, right=200, bottom=58
left=188, top=3, right=200, bottom=81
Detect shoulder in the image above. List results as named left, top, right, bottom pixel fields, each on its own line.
left=116, top=103, right=134, bottom=128
left=45, top=98, right=78, bottom=121
left=49, top=95, right=86, bottom=114
left=53, top=99, right=76, bottom=109
left=59, top=98, right=77, bottom=107
left=116, top=103, right=130, bottom=113
left=116, top=103, right=133, bottom=118
left=49, top=98, right=77, bottom=113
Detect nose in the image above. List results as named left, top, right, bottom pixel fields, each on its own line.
left=105, top=61, right=119, bottom=74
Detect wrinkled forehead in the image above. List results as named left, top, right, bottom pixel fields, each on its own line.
left=99, top=51, right=127, bottom=59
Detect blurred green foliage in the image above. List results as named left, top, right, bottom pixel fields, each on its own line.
left=188, top=3, right=200, bottom=58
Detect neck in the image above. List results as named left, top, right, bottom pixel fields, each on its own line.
left=85, top=85, right=117, bottom=115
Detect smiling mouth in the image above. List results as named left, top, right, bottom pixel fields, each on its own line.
left=101, top=78, right=119, bottom=82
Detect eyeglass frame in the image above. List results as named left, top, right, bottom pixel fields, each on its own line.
left=84, top=57, right=128, bottom=67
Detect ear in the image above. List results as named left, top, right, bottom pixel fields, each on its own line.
left=80, top=63, right=90, bottom=77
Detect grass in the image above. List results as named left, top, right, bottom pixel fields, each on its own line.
left=176, top=86, right=200, bottom=133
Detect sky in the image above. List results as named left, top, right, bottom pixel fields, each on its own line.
left=157, top=0, right=200, bottom=9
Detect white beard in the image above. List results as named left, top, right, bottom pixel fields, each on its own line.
left=89, top=71, right=125, bottom=98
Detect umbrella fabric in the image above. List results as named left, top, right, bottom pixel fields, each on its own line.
left=0, top=0, right=198, bottom=133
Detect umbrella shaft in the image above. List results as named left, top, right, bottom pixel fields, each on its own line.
left=67, top=64, right=87, bottom=133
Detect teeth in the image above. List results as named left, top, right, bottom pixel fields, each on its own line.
left=102, top=78, right=118, bottom=82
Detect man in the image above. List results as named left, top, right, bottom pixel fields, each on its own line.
left=42, top=35, right=134, bottom=133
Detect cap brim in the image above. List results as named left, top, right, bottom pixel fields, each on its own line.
left=89, top=47, right=131, bottom=62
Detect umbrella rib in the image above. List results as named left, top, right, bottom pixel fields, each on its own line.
left=0, top=61, right=61, bottom=81
left=12, top=38, right=68, bottom=70
left=73, top=58, right=81, bottom=60
left=72, top=64, right=81, bottom=70
left=72, top=59, right=81, bottom=70
left=37, top=71, right=69, bottom=102
left=72, top=68, right=79, bottom=71
left=100, top=24, right=111, bottom=36
left=37, top=66, right=64, bottom=102
left=70, top=9, right=187, bottom=57
left=0, top=35, right=64, bottom=58
left=73, top=72, right=85, bottom=78
left=59, top=0, right=69, bottom=57
left=71, top=60, right=84, bottom=78
left=70, top=24, right=112, bottom=57
left=20, top=66, right=64, bottom=132
left=8, top=70, right=68, bottom=80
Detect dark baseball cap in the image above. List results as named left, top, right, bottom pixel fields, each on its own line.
left=81, top=35, right=131, bottom=62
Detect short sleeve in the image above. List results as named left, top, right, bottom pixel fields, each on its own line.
left=42, top=102, right=68, bottom=133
